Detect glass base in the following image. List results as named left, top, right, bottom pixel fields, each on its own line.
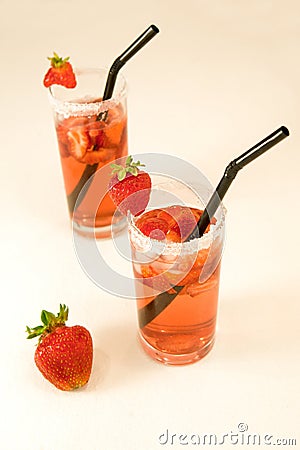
left=138, top=332, right=215, bottom=366
left=72, top=216, right=127, bottom=239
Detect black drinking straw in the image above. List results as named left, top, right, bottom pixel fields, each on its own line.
left=138, top=126, right=290, bottom=329
left=187, top=125, right=290, bottom=241
left=102, top=24, right=159, bottom=102
left=67, top=24, right=159, bottom=213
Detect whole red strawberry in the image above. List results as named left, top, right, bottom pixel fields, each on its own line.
left=43, top=52, right=77, bottom=88
left=26, top=304, right=93, bottom=391
left=108, top=156, right=152, bottom=216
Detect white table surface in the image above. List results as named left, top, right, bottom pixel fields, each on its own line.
left=1, top=1, right=300, bottom=449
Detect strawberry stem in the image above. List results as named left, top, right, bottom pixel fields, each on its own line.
left=26, top=304, right=69, bottom=340
left=47, top=52, right=70, bottom=68
left=110, top=156, right=145, bottom=181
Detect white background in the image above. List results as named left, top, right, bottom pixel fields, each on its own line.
left=1, top=1, right=299, bottom=449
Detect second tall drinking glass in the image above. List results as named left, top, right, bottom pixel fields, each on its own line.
left=49, top=68, right=128, bottom=238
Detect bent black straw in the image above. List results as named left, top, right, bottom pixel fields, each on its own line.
left=102, top=25, right=159, bottom=102
left=67, top=25, right=159, bottom=213
left=139, top=126, right=290, bottom=329
left=187, top=126, right=289, bottom=241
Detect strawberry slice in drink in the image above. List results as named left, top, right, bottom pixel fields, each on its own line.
left=105, top=121, right=124, bottom=147
left=67, top=127, right=90, bottom=161
left=82, top=147, right=118, bottom=165
left=133, top=206, right=218, bottom=291
left=136, top=217, right=169, bottom=240
left=86, top=120, right=106, bottom=149
left=138, top=265, right=177, bottom=295
left=56, top=117, right=89, bottom=159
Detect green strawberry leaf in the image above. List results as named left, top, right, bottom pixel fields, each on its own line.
left=118, top=168, right=126, bottom=181
left=26, top=304, right=69, bottom=341
left=127, top=167, right=138, bottom=176
left=26, top=325, right=45, bottom=339
left=110, top=163, right=122, bottom=170
left=126, top=155, right=133, bottom=165
left=110, top=155, right=147, bottom=180
left=41, top=310, right=55, bottom=326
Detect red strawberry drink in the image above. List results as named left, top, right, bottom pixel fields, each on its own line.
left=128, top=180, right=226, bottom=365
left=49, top=68, right=128, bottom=238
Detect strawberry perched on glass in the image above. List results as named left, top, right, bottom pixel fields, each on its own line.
left=108, top=156, right=152, bottom=216
left=43, top=52, right=77, bottom=88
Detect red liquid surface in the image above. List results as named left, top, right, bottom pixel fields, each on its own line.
left=133, top=205, right=222, bottom=364
left=55, top=102, right=128, bottom=232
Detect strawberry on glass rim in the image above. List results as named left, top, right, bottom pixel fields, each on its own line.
left=108, top=156, right=152, bottom=216
left=43, top=52, right=77, bottom=88
left=26, top=304, right=93, bottom=391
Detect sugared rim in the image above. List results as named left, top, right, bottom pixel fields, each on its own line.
left=48, top=67, right=127, bottom=117
left=128, top=205, right=226, bottom=256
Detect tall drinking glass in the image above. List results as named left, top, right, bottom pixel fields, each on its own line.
left=128, top=178, right=226, bottom=365
left=49, top=68, right=128, bottom=238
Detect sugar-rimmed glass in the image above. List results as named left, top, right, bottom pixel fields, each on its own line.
left=128, top=177, right=226, bottom=365
left=49, top=68, right=128, bottom=238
